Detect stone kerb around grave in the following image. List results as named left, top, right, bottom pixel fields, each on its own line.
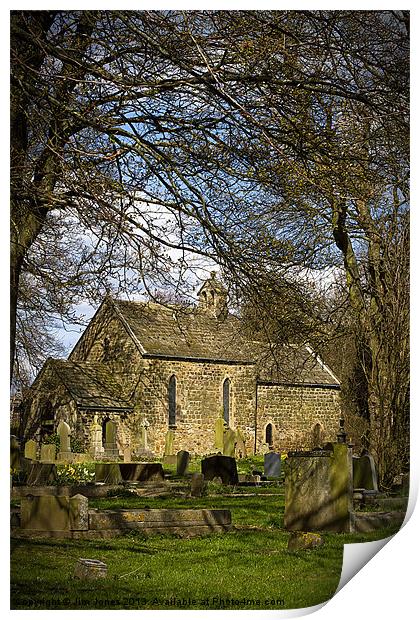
left=284, top=443, right=354, bottom=533
left=15, top=497, right=232, bottom=538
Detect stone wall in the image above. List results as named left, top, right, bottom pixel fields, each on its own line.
left=256, top=384, right=341, bottom=453
left=131, top=358, right=257, bottom=456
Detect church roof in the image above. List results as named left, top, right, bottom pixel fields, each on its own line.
left=49, top=359, right=132, bottom=410
left=112, top=299, right=255, bottom=364
left=110, top=298, right=339, bottom=386
left=255, top=344, right=340, bottom=386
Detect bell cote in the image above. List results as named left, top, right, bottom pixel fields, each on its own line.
left=197, top=272, right=228, bottom=319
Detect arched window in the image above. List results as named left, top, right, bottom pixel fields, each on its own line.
left=265, top=423, right=273, bottom=447
left=223, top=378, right=230, bottom=425
left=168, top=375, right=177, bottom=427
left=102, top=417, right=110, bottom=443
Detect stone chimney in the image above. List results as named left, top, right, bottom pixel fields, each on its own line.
left=197, top=272, right=228, bottom=319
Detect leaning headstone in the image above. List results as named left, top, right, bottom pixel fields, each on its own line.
left=26, top=463, right=58, bottom=486
left=164, top=429, right=175, bottom=456
left=11, top=436, right=20, bottom=470
left=123, top=446, right=132, bottom=463
left=201, top=455, right=239, bottom=485
left=223, top=428, right=236, bottom=457
left=284, top=443, right=354, bottom=533
left=190, top=473, right=206, bottom=497
left=214, top=418, right=225, bottom=452
left=353, top=452, right=378, bottom=492
left=74, top=559, right=108, bottom=580
left=264, top=452, right=281, bottom=478
left=69, top=494, right=89, bottom=530
left=24, top=439, right=37, bottom=461
left=40, top=444, right=56, bottom=463
left=176, top=450, right=190, bottom=476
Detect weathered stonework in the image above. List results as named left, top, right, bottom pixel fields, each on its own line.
left=23, top=277, right=343, bottom=457
left=256, top=384, right=341, bottom=452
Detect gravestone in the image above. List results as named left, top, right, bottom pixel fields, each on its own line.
left=104, top=420, right=118, bottom=457
left=94, top=463, right=123, bottom=484
left=24, top=439, right=37, bottom=461
left=11, top=436, right=20, bottom=469
left=118, top=463, right=165, bottom=482
left=139, top=418, right=150, bottom=451
left=223, top=428, right=236, bottom=457
left=89, top=415, right=103, bottom=458
left=57, top=421, right=72, bottom=460
left=123, top=446, right=132, bottom=462
left=214, top=418, right=225, bottom=453
left=69, top=494, right=89, bottom=530
left=176, top=450, right=190, bottom=476
left=190, top=473, right=206, bottom=497
left=21, top=495, right=70, bottom=531
left=353, top=451, right=378, bottom=492
left=40, top=444, right=56, bottom=463
left=284, top=443, right=354, bottom=533
left=26, top=463, right=58, bottom=486
left=201, top=455, right=239, bottom=485
left=235, top=430, right=247, bottom=458
left=95, top=462, right=165, bottom=483
left=264, top=452, right=281, bottom=478
left=164, top=429, right=175, bottom=456
left=162, top=455, right=178, bottom=466
left=238, top=474, right=260, bottom=484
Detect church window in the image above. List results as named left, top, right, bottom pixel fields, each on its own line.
left=168, top=375, right=177, bottom=427
left=265, top=423, right=273, bottom=447
left=223, top=378, right=230, bottom=425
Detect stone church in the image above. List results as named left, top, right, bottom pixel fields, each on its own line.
left=23, top=274, right=341, bottom=457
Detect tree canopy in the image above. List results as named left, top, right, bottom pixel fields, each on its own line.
left=11, top=10, right=409, bottom=483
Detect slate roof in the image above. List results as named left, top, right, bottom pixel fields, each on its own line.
left=255, top=344, right=340, bottom=386
left=48, top=359, right=132, bottom=410
left=112, top=299, right=256, bottom=364
left=110, top=299, right=339, bottom=386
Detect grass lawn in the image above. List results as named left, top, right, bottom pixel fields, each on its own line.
left=10, top=482, right=401, bottom=611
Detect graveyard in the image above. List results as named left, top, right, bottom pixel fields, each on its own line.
left=10, top=429, right=408, bottom=610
